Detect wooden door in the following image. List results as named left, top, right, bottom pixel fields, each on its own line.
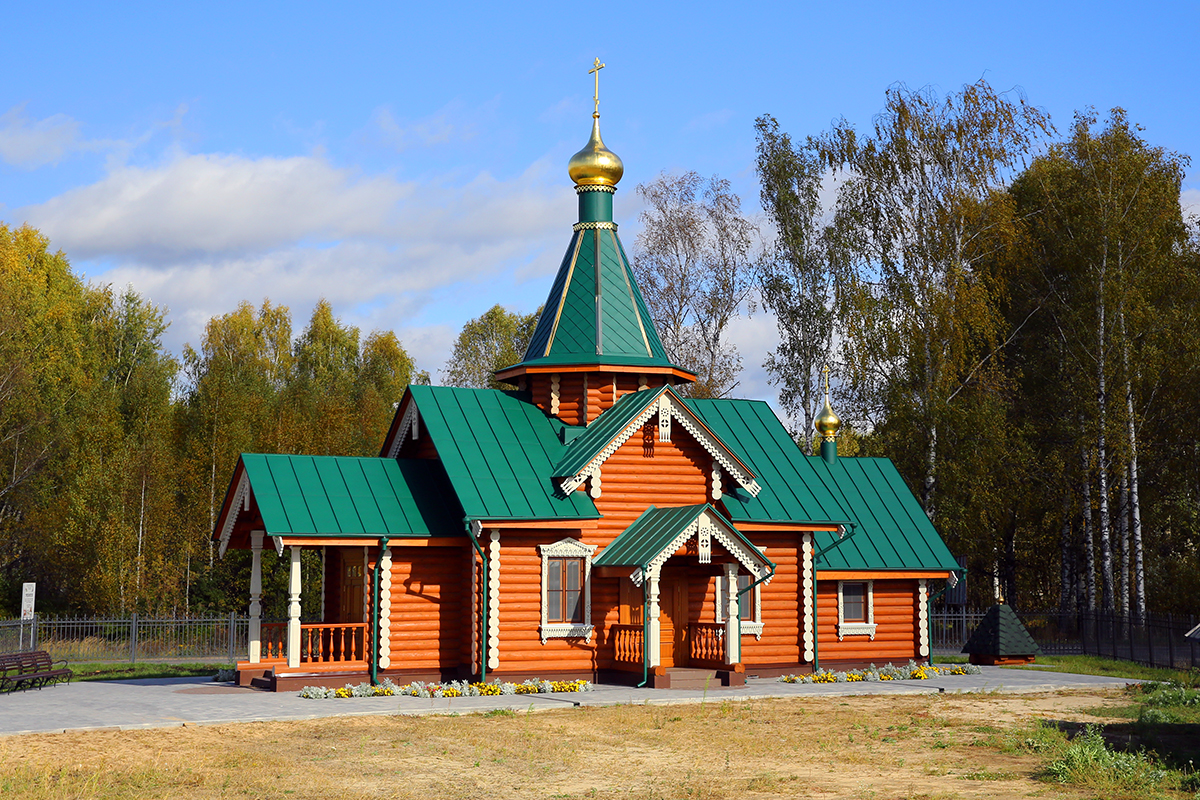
left=340, top=549, right=365, bottom=623
left=659, top=576, right=689, bottom=668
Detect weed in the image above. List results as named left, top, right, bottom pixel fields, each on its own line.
left=1043, top=726, right=1166, bottom=789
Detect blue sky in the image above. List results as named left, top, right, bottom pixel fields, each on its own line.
left=3, top=1, right=1196, bottom=404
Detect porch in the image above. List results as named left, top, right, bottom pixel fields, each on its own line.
left=610, top=620, right=745, bottom=687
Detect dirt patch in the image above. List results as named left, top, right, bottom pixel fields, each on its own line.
left=0, top=688, right=1133, bottom=799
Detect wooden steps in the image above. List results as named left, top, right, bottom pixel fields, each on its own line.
left=651, top=668, right=744, bottom=689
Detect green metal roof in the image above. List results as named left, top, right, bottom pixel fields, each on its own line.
left=552, top=386, right=665, bottom=477
left=507, top=227, right=682, bottom=373
left=683, top=398, right=958, bottom=573
left=593, top=504, right=773, bottom=571
left=806, top=454, right=960, bottom=572
left=240, top=454, right=462, bottom=538
left=683, top=399, right=849, bottom=525
left=408, top=384, right=600, bottom=521
left=962, top=604, right=1042, bottom=656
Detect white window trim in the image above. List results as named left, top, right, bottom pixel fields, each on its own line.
left=538, top=537, right=597, bottom=644
left=837, top=579, right=876, bottom=641
left=716, top=573, right=765, bottom=639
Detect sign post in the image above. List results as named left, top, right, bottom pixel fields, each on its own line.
left=19, top=582, right=35, bottom=651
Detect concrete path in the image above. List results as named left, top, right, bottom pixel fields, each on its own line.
left=0, top=667, right=1135, bottom=737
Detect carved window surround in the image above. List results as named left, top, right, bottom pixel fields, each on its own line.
left=538, top=537, right=597, bottom=644
left=837, top=580, right=876, bottom=640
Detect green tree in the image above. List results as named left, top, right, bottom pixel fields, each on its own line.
left=815, top=79, right=1050, bottom=521
left=754, top=116, right=835, bottom=446
left=442, top=304, right=538, bottom=390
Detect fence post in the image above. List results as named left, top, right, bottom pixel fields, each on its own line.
left=1167, top=614, right=1176, bottom=669
left=228, top=611, right=236, bottom=665
left=130, top=613, right=138, bottom=664
left=32, top=613, right=38, bottom=651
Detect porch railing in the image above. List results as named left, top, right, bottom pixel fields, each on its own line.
left=260, top=622, right=368, bottom=665
left=688, top=623, right=726, bottom=666
left=610, top=623, right=644, bottom=666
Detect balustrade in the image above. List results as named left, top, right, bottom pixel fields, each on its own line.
left=259, top=622, right=367, bottom=665
left=688, top=622, right=725, bottom=665
left=611, top=623, right=644, bottom=664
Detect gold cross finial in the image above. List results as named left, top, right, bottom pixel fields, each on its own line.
left=588, top=58, right=605, bottom=117
left=822, top=364, right=831, bottom=399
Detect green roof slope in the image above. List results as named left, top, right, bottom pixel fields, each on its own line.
left=553, top=386, right=664, bottom=477
left=683, top=399, right=849, bottom=525
left=508, top=227, right=681, bottom=372
left=806, top=454, right=960, bottom=572
left=962, top=604, right=1042, bottom=656
left=241, top=454, right=462, bottom=538
left=684, top=398, right=958, bottom=573
left=409, top=384, right=600, bottom=521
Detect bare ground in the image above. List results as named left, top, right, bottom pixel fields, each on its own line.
left=0, top=688, right=1140, bottom=799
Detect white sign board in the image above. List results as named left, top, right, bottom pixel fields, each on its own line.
left=20, top=582, right=35, bottom=620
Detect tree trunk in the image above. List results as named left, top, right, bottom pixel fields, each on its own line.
left=1096, top=269, right=1114, bottom=614
left=1118, top=306, right=1147, bottom=621
left=1118, top=469, right=1129, bottom=617
left=1059, top=487, right=1073, bottom=615
left=1081, top=442, right=1096, bottom=611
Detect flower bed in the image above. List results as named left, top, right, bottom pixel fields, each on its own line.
left=299, top=677, right=593, bottom=699
left=777, top=661, right=981, bottom=684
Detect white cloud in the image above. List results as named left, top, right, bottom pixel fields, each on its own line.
left=0, top=106, right=87, bottom=168
left=1182, top=187, right=1200, bottom=224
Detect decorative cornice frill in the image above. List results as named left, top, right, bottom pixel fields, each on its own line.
left=572, top=220, right=618, bottom=231
left=574, top=184, right=617, bottom=194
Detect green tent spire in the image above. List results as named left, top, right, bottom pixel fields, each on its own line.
left=496, top=62, right=689, bottom=379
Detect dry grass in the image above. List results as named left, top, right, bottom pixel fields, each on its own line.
left=0, top=689, right=1150, bottom=799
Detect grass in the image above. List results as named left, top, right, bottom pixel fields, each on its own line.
left=1004, top=654, right=1200, bottom=685
left=68, top=662, right=229, bottom=682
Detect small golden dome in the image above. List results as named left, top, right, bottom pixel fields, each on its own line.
left=814, top=396, right=841, bottom=440
left=568, top=115, right=624, bottom=187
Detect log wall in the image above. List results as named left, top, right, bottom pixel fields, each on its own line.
left=739, top=532, right=803, bottom=667
left=814, top=579, right=918, bottom=662
left=386, top=546, right=470, bottom=670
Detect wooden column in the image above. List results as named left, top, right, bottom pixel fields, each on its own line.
left=248, top=530, right=264, bottom=664
left=802, top=532, right=814, bottom=663
left=488, top=530, right=501, bottom=670
left=724, top=563, right=740, bottom=665
left=286, top=546, right=302, bottom=668
left=917, top=579, right=929, bottom=659
left=646, top=572, right=661, bottom=669
left=378, top=545, right=392, bottom=669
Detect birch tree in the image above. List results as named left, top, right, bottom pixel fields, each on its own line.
left=632, top=172, right=757, bottom=398
left=815, top=79, right=1050, bottom=520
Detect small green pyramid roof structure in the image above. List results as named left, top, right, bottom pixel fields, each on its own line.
left=962, top=604, right=1042, bottom=657
left=494, top=85, right=693, bottom=383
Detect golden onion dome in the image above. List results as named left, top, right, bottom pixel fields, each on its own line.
left=814, top=396, right=841, bottom=440
left=568, top=114, right=624, bottom=187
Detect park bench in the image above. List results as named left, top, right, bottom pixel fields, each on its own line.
left=0, top=650, right=73, bottom=693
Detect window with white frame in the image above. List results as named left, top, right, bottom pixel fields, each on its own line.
left=538, top=538, right=596, bottom=643
left=837, top=580, right=876, bottom=640
left=716, top=572, right=765, bottom=639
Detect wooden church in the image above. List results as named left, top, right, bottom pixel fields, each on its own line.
left=214, top=73, right=961, bottom=691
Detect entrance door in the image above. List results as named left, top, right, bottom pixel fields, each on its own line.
left=339, top=549, right=365, bottom=623
left=659, top=573, right=689, bottom=668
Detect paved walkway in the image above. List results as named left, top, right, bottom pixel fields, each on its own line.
left=0, top=667, right=1135, bottom=737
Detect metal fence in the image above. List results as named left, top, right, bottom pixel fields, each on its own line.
left=0, top=613, right=249, bottom=664
left=932, top=608, right=1200, bottom=670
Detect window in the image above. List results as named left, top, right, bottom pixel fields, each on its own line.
left=716, top=571, right=764, bottom=639
left=547, top=557, right=583, bottom=623
left=842, top=582, right=866, bottom=622
left=538, top=538, right=597, bottom=643
left=837, top=580, right=876, bottom=640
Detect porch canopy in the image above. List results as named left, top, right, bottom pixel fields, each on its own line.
left=595, top=504, right=774, bottom=670
left=595, top=503, right=774, bottom=582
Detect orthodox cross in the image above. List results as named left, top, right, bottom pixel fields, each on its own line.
left=589, top=58, right=605, bottom=115
left=822, top=364, right=831, bottom=400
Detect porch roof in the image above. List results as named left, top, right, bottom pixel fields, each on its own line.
left=242, top=454, right=463, bottom=538
left=594, top=504, right=773, bottom=575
